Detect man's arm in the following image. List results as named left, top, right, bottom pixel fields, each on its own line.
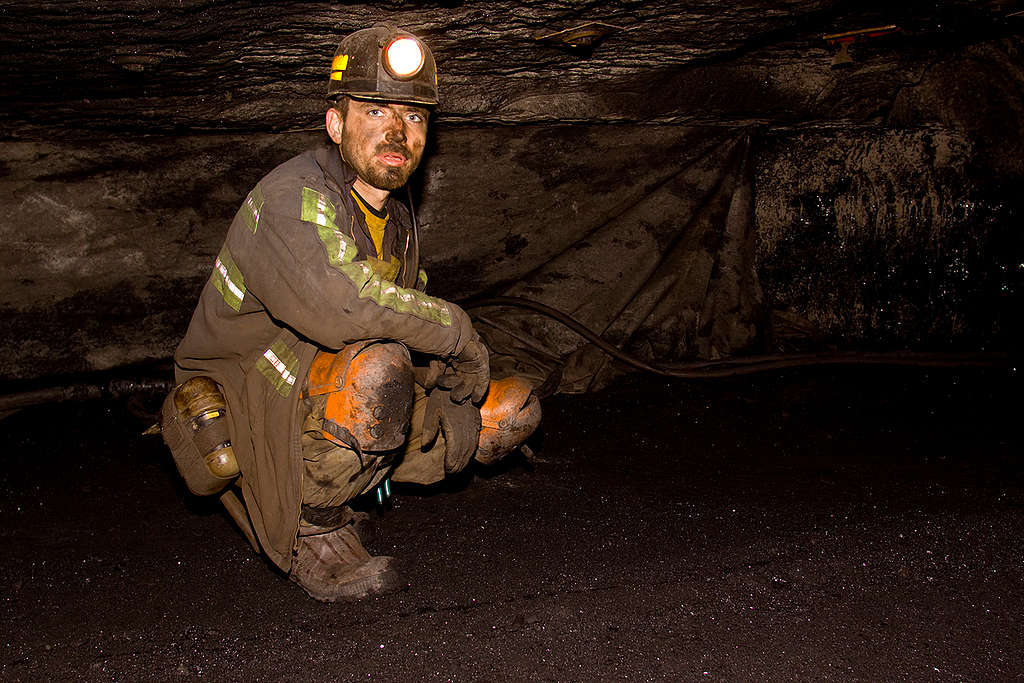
left=224, top=182, right=485, bottom=387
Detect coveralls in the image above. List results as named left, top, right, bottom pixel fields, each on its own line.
left=174, top=143, right=481, bottom=572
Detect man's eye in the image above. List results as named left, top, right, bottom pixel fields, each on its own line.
left=406, top=113, right=423, bottom=124
left=368, top=109, right=384, bottom=117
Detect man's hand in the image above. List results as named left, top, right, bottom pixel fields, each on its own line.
left=424, top=338, right=490, bottom=404
left=422, top=386, right=482, bottom=473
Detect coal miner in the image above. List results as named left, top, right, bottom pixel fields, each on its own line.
left=160, top=24, right=541, bottom=602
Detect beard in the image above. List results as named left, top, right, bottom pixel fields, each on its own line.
left=341, top=136, right=419, bottom=191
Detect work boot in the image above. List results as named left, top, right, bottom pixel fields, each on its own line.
left=289, top=523, right=404, bottom=602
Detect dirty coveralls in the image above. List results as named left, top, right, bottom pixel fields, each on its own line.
left=173, top=143, right=482, bottom=573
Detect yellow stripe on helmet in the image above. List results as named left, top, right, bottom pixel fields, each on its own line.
left=329, top=54, right=349, bottom=81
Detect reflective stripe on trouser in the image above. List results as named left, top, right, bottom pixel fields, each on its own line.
left=301, top=382, right=448, bottom=511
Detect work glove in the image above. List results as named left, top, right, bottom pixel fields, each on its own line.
left=423, top=337, right=490, bottom=404
left=422, top=386, right=482, bottom=473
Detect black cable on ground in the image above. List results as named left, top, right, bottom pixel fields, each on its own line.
left=0, top=296, right=1012, bottom=415
left=464, top=296, right=1013, bottom=379
left=0, top=375, right=173, bottom=415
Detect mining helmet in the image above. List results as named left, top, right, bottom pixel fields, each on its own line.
left=326, top=24, right=438, bottom=106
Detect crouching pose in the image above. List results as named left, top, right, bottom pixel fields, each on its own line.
left=161, top=24, right=540, bottom=602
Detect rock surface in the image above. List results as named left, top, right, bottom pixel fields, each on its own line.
left=1, top=1, right=1022, bottom=381
left=4, top=1, right=1022, bottom=133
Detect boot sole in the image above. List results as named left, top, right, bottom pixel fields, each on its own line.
left=294, top=566, right=405, bottom=603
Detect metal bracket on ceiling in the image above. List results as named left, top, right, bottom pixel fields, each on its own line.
left=823, top=25, right=901, bottom=68
left=535, top=21, right=623, bottom=51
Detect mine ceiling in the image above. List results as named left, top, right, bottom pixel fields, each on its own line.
left=3, top=0, right=1024, bottom=136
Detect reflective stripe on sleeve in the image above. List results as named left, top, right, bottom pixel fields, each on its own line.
left=257, top=340, right=299, bottom=397
left=341, top=261, right=452, bottom=327
left=303, top=186, right=451, bottom=327
left=302, top=187, right=359, bottom=266
left=244, top=184, right=265, bottom=234
left=211, top=246, right=245, bottom=312
left=301, top=187, right=340, bottom=230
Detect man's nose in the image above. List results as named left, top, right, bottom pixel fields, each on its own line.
left=383, top=113, right=407, bottom=143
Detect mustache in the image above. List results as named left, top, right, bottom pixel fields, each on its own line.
left=375, top=142, right=411, bottom=158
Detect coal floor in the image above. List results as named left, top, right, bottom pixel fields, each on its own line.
left=1, top=365, right=1021, bottom=681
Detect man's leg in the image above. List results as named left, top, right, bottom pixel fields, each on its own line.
left=391, top=375, right=542, bottom=484
left=290, top=341, right=413, bottom=602
left=475, top=376, right=542, bottom=465
left=290, top=345, right=542, bottom=601
left=389, top=384, right=445, bottom=484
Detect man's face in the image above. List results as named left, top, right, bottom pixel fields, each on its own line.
left=329, top=98, right=429, bottom=191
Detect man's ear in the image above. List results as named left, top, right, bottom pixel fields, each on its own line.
left=326, top=107, right=344, bottom=144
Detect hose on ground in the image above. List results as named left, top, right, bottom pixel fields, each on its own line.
left=0, top=377, right=173, bottom=415
left=0, top=296, right=1012, bottom=414
left=463, top=296, right=1012, bottom=380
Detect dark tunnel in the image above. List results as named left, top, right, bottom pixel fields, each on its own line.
left=1, top=1, right=1021, bottom=679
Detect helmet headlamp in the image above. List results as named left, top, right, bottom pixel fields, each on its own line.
left=326, top=26, right=438, bottom=106
left=383, top=37, right=425, bottom=80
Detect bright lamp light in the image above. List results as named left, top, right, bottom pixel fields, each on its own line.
left=384, top=37, right=425, bottom=79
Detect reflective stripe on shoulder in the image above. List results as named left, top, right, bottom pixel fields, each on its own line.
left=301, top=186, right=339, bottom=229
left=212, top=246, right=245, bottom=312
left=301, top=186, right=449, bottom=326
left=341, top=261, right=452, bottom=327
left=302, top=187, right=358, bottom=266
left=257, top=340, right=299, bottom=397
left=244, top=184, right=265, bottom=234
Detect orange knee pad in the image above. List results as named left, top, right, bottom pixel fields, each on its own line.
left=476, top=376, right=542, bottom=465
left=305, top=341, right=414, bottom=454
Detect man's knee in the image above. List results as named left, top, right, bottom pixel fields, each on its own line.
left=476, top=376, right=542, bottom=465
left=305, top=341, right=415, bottom=455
